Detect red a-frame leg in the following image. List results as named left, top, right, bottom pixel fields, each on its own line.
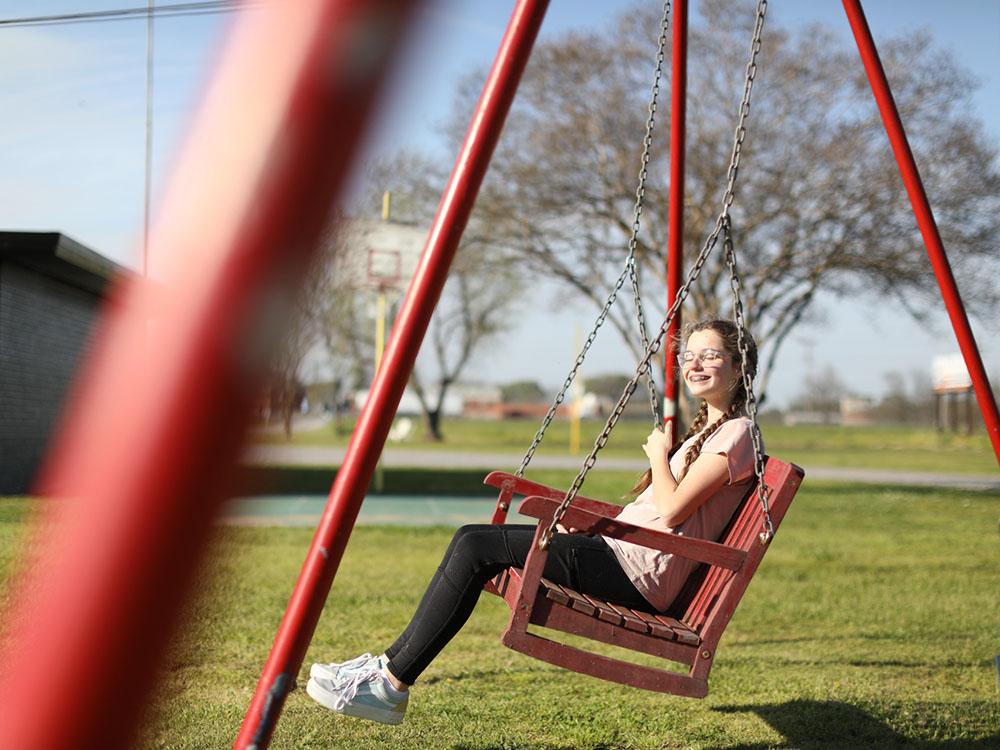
left=843, top=0, right=1000, bottom=468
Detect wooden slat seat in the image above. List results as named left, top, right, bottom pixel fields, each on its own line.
left=535, top=579, right=691, bottom=641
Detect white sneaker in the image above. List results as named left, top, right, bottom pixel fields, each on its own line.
left=309, top=652, right=383, bottom=683
left=306, top=667, right=408, bottom=725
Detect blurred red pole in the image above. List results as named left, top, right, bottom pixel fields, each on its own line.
left=0, top=2, right=417, bottom=749
left=843, top=0, right=1000, bottom=467
left=665, top=0, right=687, bottom=440
left=234, top=1, right=550, bottom=747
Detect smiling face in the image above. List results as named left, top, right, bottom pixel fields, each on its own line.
left=680, top=329, right=739, bottom=407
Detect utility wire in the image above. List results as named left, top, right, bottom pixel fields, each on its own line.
left=143, top=0, right=155, bottom=277
left=0, top=2, right=253, bottom=29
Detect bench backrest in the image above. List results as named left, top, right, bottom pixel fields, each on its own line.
left=667, top=458, right=804, bottom=637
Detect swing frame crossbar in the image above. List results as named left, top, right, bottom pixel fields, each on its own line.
left=0, top=1, right=996, bottom=749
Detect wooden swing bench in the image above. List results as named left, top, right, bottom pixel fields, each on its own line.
left=482, top=457, right=804, bottom=698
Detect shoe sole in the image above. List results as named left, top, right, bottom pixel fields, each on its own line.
left=306, top=677, right=406, bottom=726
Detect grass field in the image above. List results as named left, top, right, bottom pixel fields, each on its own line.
left=4, top=480, right=998, bottom=749
left=256, top=419, right=999, bottom=475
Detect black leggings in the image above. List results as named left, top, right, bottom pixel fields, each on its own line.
left=383, top=524, right=651, bottom=685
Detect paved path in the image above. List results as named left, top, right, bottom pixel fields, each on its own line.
left=243, top=444, right=1000, bottom=492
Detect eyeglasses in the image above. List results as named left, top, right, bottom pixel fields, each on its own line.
left=676, top=348, right=725, bottom=368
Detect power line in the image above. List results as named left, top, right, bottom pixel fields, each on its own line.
left=0, top=2, right=251, bottom=29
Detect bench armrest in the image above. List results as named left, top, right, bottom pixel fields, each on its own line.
left=518, top=495, right=745, bottom=571
left=484, top=470, right=624, bottom=518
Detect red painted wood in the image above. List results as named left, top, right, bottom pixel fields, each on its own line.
left=517, top=496, right=746, bottom=570
left=503, top=630, right=707, bottom=697
left=541, top=579, right=572, bottom=606
left=490, top=479, right=515, bottom=524
left=484, top=458, right=804, bottom=697
left=692, top=461, right=803, bottom=680
left=484, top=471, right=613, bottom=512
left=632, top=610, right=674, bottom=639
left=579, top=594, right=626, bottom=626
left=529, top=597, right=697, bottom=663
left=654, top=615, right=700, bottom=646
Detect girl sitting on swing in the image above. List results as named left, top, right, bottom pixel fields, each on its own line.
left=307, top=318, right=762, bottom=725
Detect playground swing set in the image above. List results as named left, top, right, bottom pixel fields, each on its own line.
left=0, top=2, right=996, bottom=750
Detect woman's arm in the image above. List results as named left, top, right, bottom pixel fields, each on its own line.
left=643, top=426, right=730, bottom=528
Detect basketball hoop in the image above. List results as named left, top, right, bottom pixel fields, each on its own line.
left=367, top=247, right=402, bottom=290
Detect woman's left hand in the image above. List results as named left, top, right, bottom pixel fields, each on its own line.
left=642, top=424, right=672, bottom=463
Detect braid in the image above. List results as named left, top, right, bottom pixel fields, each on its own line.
left=670, top=402, right=708, bottom=460
left=678, top=401, right=740, bottom=480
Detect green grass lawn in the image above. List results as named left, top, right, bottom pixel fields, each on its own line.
left=257, top=418, right=999, bottom=475
left=6, top=481, right=997, bottom=748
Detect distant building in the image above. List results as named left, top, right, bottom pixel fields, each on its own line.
left=840, top=396, right=875, bottom=426
left=353, top=383, right=502, bottom=418
left=0, top=232, right=123, bottom=494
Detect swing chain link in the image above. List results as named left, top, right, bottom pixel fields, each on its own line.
left=722, top=218, right=774, bottom=543
left=626, top=0, right=674, bottom=428
left=722, top=0, right=766, bottom=215
left=540, top=0, right=769, bottom=549
left=515, top=0, right=671, bottom=478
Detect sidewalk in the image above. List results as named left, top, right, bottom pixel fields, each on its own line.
left=243, top=443, right=1000, bottom=492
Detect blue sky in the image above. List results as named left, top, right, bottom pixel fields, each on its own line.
left=0, top=0, right=997, bottom=408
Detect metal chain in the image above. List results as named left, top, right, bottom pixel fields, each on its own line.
left=624, top=0, right=674, bottom=427
left=723, top=217, right=773, bottom=542
left=514, top=0, right=671, bottom=477
left=540, top=0, right=769, bottom=549
left=629, top=256, right=662, bottom=426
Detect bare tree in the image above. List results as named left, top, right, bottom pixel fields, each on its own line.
left=323, top=154, right=523, bottom=441
left=789, top=365, right=848, bottom=424
left=314, top=221, right=376, bottom=432
left=445, top=0, right=1000, bottom=404
left=411, top=240, right=521, bottom=440
left=268, top=224, right=343, bottom=438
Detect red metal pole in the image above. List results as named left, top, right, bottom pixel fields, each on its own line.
left=843, top=0, right=1000, bottom=468
left=233, top=1, right=550, bottom=747
left=665, top=0, right=687, bottom=440
left=0, top=2, right=416, bottom=749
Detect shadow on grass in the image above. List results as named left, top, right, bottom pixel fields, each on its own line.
left=713, top=699, right=998, bottom=749
left=731, top=633, right=901, bottom=647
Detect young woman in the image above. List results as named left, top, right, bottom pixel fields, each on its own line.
left=307, top=318, right=762, bottom=725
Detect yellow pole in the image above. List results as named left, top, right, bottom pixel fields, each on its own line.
left=570, top=327, right=582, bottom=454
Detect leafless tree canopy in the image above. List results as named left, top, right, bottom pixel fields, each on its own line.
left=446, top=0, right=999, bottom=399
left=268, top=217, right=347, bottom=437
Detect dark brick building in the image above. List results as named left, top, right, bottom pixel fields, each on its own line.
left=0, top=232, right=122, bottom=494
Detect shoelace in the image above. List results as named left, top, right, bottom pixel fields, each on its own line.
left=330, top=667, right=382, bottom=710
left=322, top=652, right=375, bottom=677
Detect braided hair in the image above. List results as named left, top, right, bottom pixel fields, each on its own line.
left=628, top=319, right=757, bottom=496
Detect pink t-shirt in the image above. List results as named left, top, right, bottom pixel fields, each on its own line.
left=602, top=417, right=760, bottom=612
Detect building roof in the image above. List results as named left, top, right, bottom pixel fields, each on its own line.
left=0, top=231, right=126, bottom=295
